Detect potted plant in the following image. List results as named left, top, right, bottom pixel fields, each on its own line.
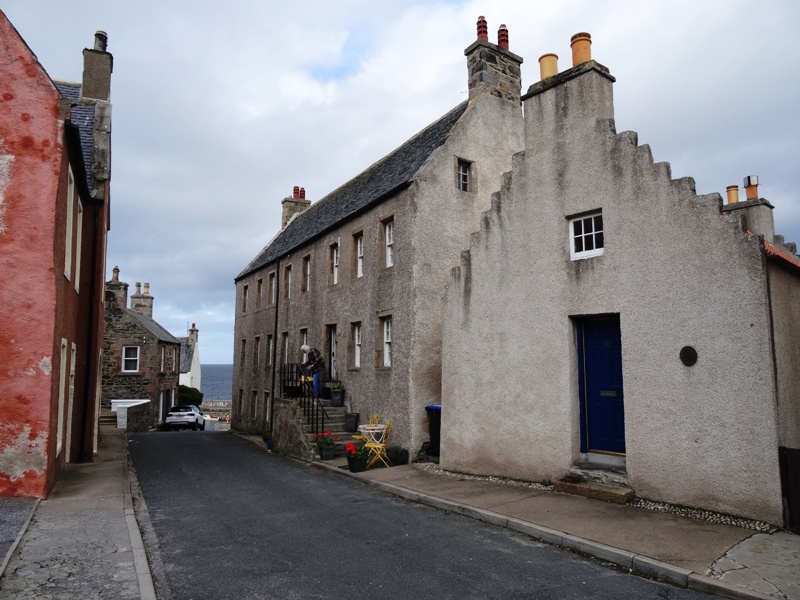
left=313, top=430, right=338, bottom=460
left=330, top=382, right=345, bottom=407
left=345, top=442, right=370, bottom=472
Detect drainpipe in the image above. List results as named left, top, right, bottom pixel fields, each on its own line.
left=268, top=257, right=282, bottom=435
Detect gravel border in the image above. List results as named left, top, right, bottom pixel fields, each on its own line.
left=413, top=462, right=777, bottom=533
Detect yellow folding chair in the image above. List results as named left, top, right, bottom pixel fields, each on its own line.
left=366, top=420, right=392, bottom=468
left=351, top=413, right=381, bottom=442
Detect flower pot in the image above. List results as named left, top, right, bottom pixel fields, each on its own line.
left=330, top=389, right=345, bottom=407
left=318, top=445, right=335, bottom=461
left=344, top=412, right=359, bottom=433
left=347, top=455, right=369, bottom=473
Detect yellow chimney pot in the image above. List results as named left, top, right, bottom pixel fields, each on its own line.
left=726, top=185, right=739, bottom=204
left=539, top=53, right=559, bottom=80
left=570, top=32, right=592, bottom=66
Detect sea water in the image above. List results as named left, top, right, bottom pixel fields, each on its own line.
left=201, top=364, right=233, bottom=400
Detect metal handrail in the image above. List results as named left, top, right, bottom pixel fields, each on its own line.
left=281, top=363, right=327, bottom=435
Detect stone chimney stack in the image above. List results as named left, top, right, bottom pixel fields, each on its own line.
left=189, top=323, right=199, bottom=347
left=81, top=30, right=113, bottom=101
left=130, top=281, right=154, bottom=318
left=281, top=185, right=312, bottom=229
left=721, top=175, right=775, bottom=243
left=105, top=266, right=128, bottom=308
left=464, top=16, right=523, bottom=104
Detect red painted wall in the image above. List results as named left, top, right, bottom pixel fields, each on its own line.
left=0, top=13, right=66, bottom=497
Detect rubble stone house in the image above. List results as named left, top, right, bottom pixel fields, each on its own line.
left=233, top=19, right=525, bottom=452
left=102, top=269, right=181, bottom=428
left=178, top=323, right=202, bottom=391
left=0, top=12, right=112, bottom=497
left=441, top=35, right=800, bottom=525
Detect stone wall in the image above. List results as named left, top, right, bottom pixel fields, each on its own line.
left=126, top=403, right=150, bottom=433
left=271, top=397, right=312, bottom=461
left=101, top=304, right=180, bottom=428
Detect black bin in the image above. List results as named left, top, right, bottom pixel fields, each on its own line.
left=425, top=405, right=441, bottom=456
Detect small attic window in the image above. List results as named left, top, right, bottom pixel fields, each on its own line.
left=569, top=211, right=604, bottom=260
left=456, top=158, right=473, bottom=192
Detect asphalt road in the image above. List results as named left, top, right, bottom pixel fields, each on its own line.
left=129, top=432, right=715, bottom=600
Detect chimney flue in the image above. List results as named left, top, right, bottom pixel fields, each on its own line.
left=477, top=16, right=488, bottom=41
left=570, top=32, right=592, bottom=66
left=744, top=175, right=759, bottom=200
left=498, top=24, right=509, bottom=49
left=300, top=187, right=306, bottom=199
left=726, top=185, right=740, bottom=204
left=293, top=185, right=299, bottom=199
left=539, top=53, right=558, bottom=80
left=112, top=266, right=119, bottom=281
left=94, top=30, right=108, bottom=52
left=143, top=282, right=150, bottom=296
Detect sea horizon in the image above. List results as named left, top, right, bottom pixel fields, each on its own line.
left=201, top=363, right=233, bottom=401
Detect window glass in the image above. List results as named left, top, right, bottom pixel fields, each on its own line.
left=570, top=212, right=605, bottom=260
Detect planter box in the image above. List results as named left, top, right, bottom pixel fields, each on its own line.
left=347, top=455, right=369, bottom=473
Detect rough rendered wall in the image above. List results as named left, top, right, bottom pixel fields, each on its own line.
left=768, top=264, right=800, bottom=449
left=442, top=63, right=782, bottom=523
left=408, top=93, right=523, bottom=453
left=0, top=16, right=64, bottom=497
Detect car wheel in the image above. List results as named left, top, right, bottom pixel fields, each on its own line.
left=200, top=420, right=205, bottom=431
left=191, top=421, right=197, bottom=431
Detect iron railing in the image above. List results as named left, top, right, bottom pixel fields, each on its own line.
left=281, top=363, right=327, bottom=435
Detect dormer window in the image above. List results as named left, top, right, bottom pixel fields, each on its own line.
left=569, top=211, right=604, bottom=260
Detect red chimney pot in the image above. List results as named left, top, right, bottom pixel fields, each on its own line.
left=293, top=185, right=299, bottom=199
left=300, top=187, right=306, bottom=199
left=498, top=24, right=509, bottom=49
left=477, top=16, right=488, bottom=41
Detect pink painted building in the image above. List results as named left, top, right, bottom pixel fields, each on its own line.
left=0, top=11, right=112, bottom=497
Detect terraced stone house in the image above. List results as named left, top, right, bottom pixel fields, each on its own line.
left=233, top=19, right=525, bottom=455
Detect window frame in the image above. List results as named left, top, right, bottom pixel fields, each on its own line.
left=122, top=345, right=140, bottom=373
left=382, top=317, right=392, bottom=367
left=330, top=243, right=339, bottom=285
left=301, top=255, right=311, bottom=293
left=283, top=265, right=292, bottom=299
left=381, top=217, right=394, bottom=268
left=268, top=272, right=276, bottom=305
left=256, top=278, right=263, bottom=308
left=353, top=232, right=364, bottom=278
left=352, top=322, right=362, bottom=369
left=456, top=158, right=473, bottom=192
left=241, top=284, right=248, bottom=313
left=569, top=211, right=605, bottom=260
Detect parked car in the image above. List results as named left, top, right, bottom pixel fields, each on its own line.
left=165, top=405, right=205, bottom=431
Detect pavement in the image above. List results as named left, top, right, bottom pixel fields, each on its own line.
left=0, top=428, right=796, bottom=600
left=0, top=425, right=155, bottom=600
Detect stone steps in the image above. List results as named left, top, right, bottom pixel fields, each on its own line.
left=553, top=477, right=634, bottom=504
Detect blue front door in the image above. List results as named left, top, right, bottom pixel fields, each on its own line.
left=578, top=317, right=626, bottom=454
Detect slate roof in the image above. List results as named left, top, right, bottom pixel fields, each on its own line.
left=126, top=310, right=180, bottom=345
left=237, top=101, right=470, bottom=280
left=178, top=337, right=194, bottom=373
left=54, top=81, right=95, bottom=193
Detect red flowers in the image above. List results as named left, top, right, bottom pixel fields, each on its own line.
left=314, top=431, right=338, bottom=446
left=345, top=442, right=369, bottom=458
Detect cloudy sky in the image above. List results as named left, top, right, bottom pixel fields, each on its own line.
left=4, top=0, right=799, bottom=364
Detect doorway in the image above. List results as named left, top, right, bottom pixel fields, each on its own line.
left=327, top=325, right=337, bottom=380
left=577, top=316, right=626, bottom=455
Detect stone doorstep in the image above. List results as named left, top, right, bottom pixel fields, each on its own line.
left=553, top=478, right=635, bottom=504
